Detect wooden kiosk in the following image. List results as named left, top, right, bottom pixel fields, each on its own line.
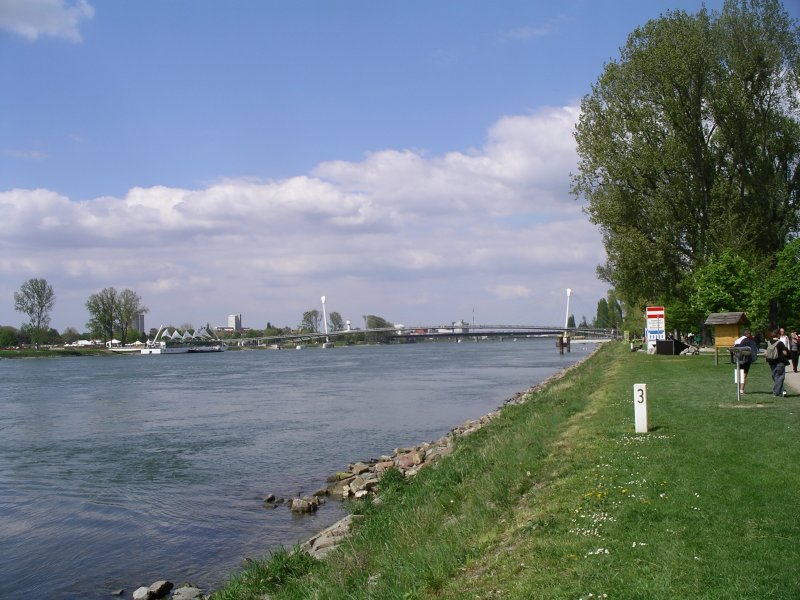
left=704, top=311, right=748, bottom=364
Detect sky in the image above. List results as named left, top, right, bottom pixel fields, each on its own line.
left=2, top=0, right=798, bottom=333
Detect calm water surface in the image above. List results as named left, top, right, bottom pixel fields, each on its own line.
left=0, top=339, right=591, bottom=599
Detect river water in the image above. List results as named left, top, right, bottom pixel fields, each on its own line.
left=0, top=339, right=591, bottom=599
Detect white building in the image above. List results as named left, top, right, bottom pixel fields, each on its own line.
left=228, top=314, right=242, bottom=332
left=452, top=320, right=469, bottom=334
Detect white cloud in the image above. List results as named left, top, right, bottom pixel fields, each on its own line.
left=0, top=105, right=607, bottom=330
left=0, top=0, right=94, bottom=42
left=490, top=284, right=533, bottom=300
left=502, top=25, right=552, bottom=41
left=3, top=148, right=48, bottom=160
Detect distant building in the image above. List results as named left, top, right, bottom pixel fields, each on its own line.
left=131, top=313, right=145, bottom=334
left=452, top=320, right=469, bottom=334
left=228, top=314, right=242, bottom=332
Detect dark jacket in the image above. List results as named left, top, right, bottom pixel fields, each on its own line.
left=735, top=336, right=759, bottom=364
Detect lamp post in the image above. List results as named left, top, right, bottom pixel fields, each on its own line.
left=564, top=288, right=572, bottom=330
left=320, top=295, right=332, bottom=347
left=561, top=288, right=572, bottom=354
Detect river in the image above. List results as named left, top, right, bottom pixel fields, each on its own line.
left=0, top=338, right=591, bottom=599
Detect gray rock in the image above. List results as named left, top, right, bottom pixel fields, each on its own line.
left=350, top=462, right=371, bottom=475
left=290, top=496, right=322, bottom=513
left=132, top=587, right=151, bottom=600
left=374, top=460, right=394, bottom=472
left=348, top=475, right=366, bottom=493
left=301, top=514, right=354, bottom=559
left=148, top=580, right=173, bottom=599
left=172, top=586, right=206, bottom=600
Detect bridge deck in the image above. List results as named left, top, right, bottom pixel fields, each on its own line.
left=223, top=325, right=620, bottom=346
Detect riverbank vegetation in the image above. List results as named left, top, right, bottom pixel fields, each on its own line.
left=575, top=0, right=800, bottom=336
left=212, top=342, right=799, bottom=599
left=0, top=347, right=112, bottom=359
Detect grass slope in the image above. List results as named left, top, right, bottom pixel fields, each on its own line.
left=212, top=343, right=800, bottom=599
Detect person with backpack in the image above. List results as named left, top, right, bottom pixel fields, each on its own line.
left=765, top=329, right=790, bottom=397
left=734, top=329, right=760, bottom=395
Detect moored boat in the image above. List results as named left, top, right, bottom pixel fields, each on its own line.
left=141, top=326, right=227, bottom=355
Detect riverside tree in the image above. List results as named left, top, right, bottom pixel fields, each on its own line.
left=300, top=310, right=321, bottom=332
left=117, top=289, right=148, bottom=344
left=364, top=314, right=394, bottom=343
left=86, top=287, right=148, bottom=343
left=572, top=0, right=800, bottom=320
left=329, top=311, right=345, bottom=332
left=13, top=278, right=56, bottom=350
left=86, top=287, right=118, bottom=342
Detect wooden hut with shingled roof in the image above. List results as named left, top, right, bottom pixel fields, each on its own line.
left=704, top=312, right=748, bottom=364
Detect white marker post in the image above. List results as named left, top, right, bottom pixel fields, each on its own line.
left=633, top=383, right=648, bottom=433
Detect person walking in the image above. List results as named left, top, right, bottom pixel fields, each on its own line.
left=766, top=329, right=790, bottom=397
left=791, top=329, right=799, bottom=373
left=779, top=327, right=790, bottom=348
left=734, top=329, right=759, bottom=394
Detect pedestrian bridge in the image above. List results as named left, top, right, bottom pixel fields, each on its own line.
left=225, top=324, right=620, bottom=347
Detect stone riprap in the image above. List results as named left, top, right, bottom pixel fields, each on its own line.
left=114, top=581, right=204, bottom=600
left=291, top=362, right=588, bottom=559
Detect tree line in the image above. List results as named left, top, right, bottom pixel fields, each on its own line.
left=573, top=0, right=800, bottom=336
left=5, top=278, right=393, bottom=349
left=6, top=279, right=151, bottom=348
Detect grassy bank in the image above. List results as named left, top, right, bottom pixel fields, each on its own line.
left=212, top=343, right=800, bottom=599
left=0, top=348, right=112, bottom=358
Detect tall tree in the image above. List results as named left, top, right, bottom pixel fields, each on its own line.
left=364, top=314, right=394, bottom=343
left=0, top=325, right=19, bottom=347
left=595, top=298, right=610, bottom=329
left=13, top=278, right=56, bottom=350
left=61, top=326, right=80, bottom=344
left=770, top=236, right=800, bottom=326
left=117, top=289, right=149, bottom=346
left=329, top=311, right=345, bottom=332
left=86, top=287, right=118, bottom=342
left=572, top=0, right=800, bottom=308
left=689, top=249, right=769, bottom=327
left=300, top=310, right=321, bottom=332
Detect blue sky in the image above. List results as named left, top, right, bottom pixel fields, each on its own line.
left=2, top=0, right=797, bottom=333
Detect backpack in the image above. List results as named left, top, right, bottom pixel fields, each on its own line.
left=765, top=340, right=779, bottom=361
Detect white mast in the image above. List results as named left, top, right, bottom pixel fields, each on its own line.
left=564, top=288, right=572, bottom=331
left=321, top=295, right=331, bottom=346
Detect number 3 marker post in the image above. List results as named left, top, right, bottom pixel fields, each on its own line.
left=633, top=384, right=648, bottom=433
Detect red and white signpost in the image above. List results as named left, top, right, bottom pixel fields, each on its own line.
left=646, top=306, right=666, bottom=352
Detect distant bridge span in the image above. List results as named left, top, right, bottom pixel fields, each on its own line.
left=226, top=324, right=620, bottom=347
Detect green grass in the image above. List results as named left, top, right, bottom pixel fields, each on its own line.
left=211, top=343, right=800, bottom=599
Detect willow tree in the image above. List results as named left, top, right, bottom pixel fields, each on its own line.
left=572, top=0, right=800, bottom=313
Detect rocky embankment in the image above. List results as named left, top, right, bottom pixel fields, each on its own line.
left=112, top=356, right=590, bottom=598
left=114, top=581, right=203, bottom=600
left=288, top=377, right=567, bottom=558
